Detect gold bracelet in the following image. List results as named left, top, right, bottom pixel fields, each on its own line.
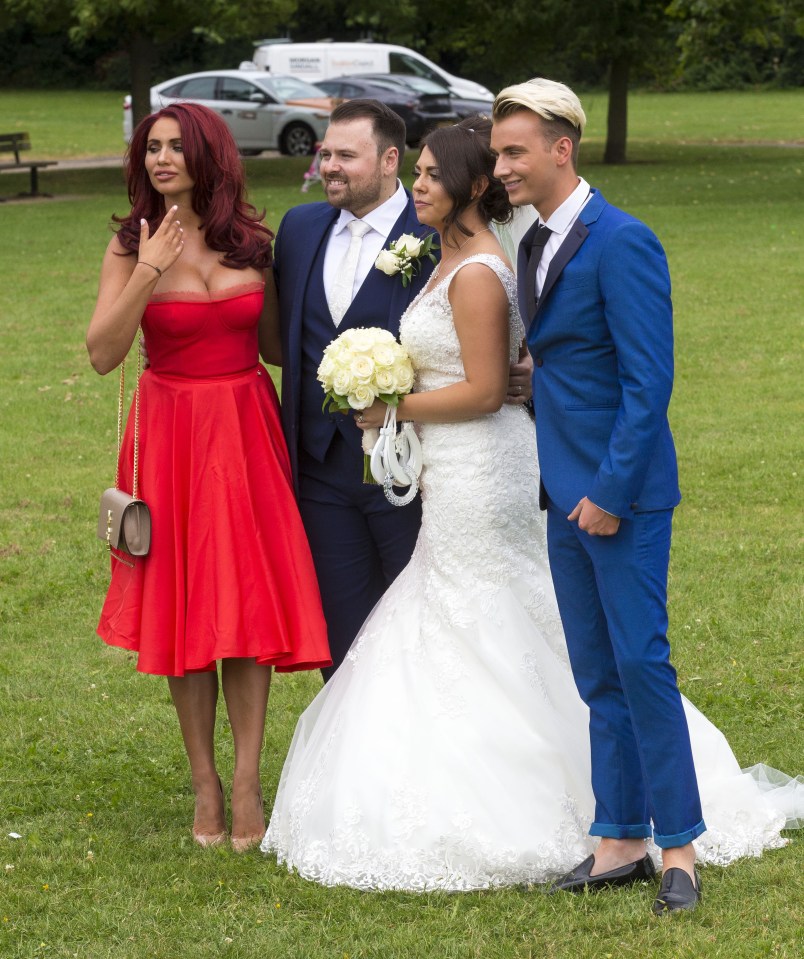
left=138, top=261, right=162, bottom=277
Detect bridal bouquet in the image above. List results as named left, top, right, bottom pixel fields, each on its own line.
left=318, top=327, right=415, bottom=481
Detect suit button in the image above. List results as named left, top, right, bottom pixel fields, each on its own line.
left=535, top=357, right=544, bottom=367
left=630, top=503, right=638, bottom=510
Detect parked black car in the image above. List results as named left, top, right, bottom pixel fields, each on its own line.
left=355, top=73, right=493, bottom=121
left=316, top=75, right=457, bottom=145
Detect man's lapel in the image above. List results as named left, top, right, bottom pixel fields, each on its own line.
left=517, top=218, right=541, bottom=322
left=382, top=193, right=436, bottom=327
left=292, top=204, right=339, bottom=309
left=537, top=221, right=588, bottom=308
left=536, top=189, right=607, bottom=314
left=288, top=204, right=339, bottom=359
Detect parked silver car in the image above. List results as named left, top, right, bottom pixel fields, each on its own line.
left=122, top=70, right=335, bottom=155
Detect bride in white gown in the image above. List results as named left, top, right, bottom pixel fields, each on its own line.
left=262, top=118, right=801, bottom=891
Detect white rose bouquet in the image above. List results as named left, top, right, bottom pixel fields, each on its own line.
left=374, top=232, right=438, bottom=287
left=318, top=327, right=416, bottom=482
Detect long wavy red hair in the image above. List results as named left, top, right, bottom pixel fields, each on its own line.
left=114, top=102, right=273, bottom=269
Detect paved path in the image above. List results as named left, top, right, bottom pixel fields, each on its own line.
left=57, top=156, right=124, bottom=169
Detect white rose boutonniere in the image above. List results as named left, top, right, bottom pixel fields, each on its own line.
left=374, top=249, right=399, bottom=276
left=374, top=232, right=438, bottom=287
left=396, top=234, right=423, bottom=257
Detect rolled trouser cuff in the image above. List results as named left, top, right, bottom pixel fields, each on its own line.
left=590, top=821, right=653, bottom=840
left=653, top=819, right=707, bottom=849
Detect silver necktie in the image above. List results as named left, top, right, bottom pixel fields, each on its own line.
left=328, top=219, right=372, bottom=327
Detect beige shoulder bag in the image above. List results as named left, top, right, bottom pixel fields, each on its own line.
left=97, top=335, right=151, bottom=566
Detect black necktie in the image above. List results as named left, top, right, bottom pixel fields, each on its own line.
left=525, top=224, right=552, bottom=320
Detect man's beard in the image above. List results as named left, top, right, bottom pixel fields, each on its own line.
left=324, top=168, right=383, bottom=212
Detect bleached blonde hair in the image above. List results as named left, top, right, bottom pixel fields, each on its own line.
left=493, top=78, right=586, bottom=166
left=493, top=77, right=586, bottom=133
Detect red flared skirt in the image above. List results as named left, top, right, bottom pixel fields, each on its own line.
left=98, top=366, right=330, bottom=675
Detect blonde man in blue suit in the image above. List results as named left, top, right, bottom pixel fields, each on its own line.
left=491, top=78, right=704, bottom=914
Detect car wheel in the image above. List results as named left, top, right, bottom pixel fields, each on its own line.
left=280, top=122, right=316, bottom=156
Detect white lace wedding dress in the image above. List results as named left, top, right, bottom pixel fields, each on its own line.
left=262, top=255, right=802, bottom=891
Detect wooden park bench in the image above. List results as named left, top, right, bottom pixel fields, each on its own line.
left=0, top=132, right=57, bottom=199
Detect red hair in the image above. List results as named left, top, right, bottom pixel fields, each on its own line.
left=114, top=102, right=273, bottom=270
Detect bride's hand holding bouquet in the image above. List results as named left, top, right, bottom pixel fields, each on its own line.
left=317, top=327, right=415, bottom=481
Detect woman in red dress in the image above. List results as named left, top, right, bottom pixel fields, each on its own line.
left=87, top=103, right=330, bottom=851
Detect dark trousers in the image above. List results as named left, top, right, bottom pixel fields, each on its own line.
left=299, top=433, right=422, bottom=680
left=545, top=501, right=705, bottom=848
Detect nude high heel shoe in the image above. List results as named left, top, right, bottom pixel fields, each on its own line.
left=230, top=788, right=265, bottom=853
left=192, top=777, right=227, bottom=848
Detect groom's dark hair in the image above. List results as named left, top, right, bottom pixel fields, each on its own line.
left=329, top=99, right=406, bottom=164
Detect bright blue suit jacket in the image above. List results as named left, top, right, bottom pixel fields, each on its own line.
left=519, top=190, right=681, bottom=518
left=273, top=194, right=432, bottom=486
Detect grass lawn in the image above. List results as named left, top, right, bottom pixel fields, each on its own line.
left=0, top=91, right=802, bottom=957
left=0, top=90, right=127, bottom=159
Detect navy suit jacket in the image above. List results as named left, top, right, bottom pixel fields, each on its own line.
left=273, top=193, right=434, bottom=487
left=519, top=190, right=681, bottom=518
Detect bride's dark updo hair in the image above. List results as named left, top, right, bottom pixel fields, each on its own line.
left=421, top=115, right=512, bottom=238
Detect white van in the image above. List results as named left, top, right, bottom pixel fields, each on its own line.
left=250, top=41, right=494, bottom=103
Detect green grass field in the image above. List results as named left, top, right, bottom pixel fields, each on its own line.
left=0, top=90, right=802, bottom=958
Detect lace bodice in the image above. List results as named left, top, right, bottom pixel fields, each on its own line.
left=348, top=253, right=568, bottom=668
left=401, top=253, right=523, bottom=393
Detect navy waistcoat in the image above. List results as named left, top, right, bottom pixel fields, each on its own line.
left=299, top=235, right=388, bottom=462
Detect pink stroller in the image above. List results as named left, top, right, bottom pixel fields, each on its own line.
left=301, top=143, right=323, bottom=192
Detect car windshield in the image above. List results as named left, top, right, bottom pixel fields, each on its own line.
left=355, top=77, right=408, bottom=93
left=387, top=53, right=452, bottom=90
left=167, top=77, right=217, bottom=99
left=387, top=75, right=449, bottom=95
left=263, top=76, right=328, bottom=100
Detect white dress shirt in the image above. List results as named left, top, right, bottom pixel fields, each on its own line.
left=535, top=177, right=592, bottom=296
left=322, top=181, right=409, bottom=303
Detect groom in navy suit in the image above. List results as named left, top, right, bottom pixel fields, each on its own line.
left=270, top=100, right=430, bottom=679
left=492, top=79, right=705, bottom=914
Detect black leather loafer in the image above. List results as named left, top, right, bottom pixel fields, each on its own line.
left=652, top=867, right=702, bottom=914
left=549, top=853, right=656, bottom=893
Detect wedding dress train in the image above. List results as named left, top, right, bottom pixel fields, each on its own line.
left=262, top=255, right=802, bottom=891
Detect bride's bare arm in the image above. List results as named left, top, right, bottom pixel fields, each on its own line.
left=359, top=263, right=510, bottom=428
left=86, top=208, right=184, bottom=375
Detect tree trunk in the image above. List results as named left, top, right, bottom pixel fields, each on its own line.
left=128, top=29, right=157, bottom=131
left=604, top=55, right=630, bottom=165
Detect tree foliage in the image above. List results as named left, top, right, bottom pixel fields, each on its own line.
left=1, top=0, right=802, bottom=161
left=668, top=0, right=804, bottom=88
left=1, top=0, right=296, bottom=124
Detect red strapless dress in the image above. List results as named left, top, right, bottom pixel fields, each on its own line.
left=97, top=282, right=331, bottom=675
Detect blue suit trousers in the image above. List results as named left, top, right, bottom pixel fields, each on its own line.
left=545, top=502, right=705, bottom=848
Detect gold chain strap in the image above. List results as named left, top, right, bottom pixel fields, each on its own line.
left=133, top=333, right=142, bottom=499
left=113, top=330, right=143, bottom=497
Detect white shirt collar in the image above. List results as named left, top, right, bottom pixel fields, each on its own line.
left=333, top=180, right=408, bottom=238
left=539, top=177, right=591, bottom=236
